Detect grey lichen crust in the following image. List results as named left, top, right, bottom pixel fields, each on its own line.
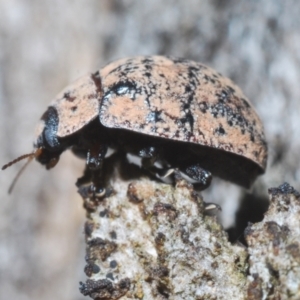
left=79, top=178, right=300, bottom=300
left=79, top=176, right=248, bottom=299
left=246, top=183, right=300, bottom=300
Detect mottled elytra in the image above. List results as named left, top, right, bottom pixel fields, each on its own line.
left=3, top=56, right=267, bottom=196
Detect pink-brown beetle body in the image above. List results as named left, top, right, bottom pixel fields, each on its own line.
left=5, top=56, right=268, bottom=196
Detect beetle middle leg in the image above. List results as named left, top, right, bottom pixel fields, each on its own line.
left=180, top=164, right=212, bottom=190
left=138, top=147, right=212, bottom=189
left=138, top=146, right=171, bottom=178
left=157, top=164, right=211, bottom=190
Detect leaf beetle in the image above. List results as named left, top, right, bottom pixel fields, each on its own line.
left=3, top=56, right=267, bottom=198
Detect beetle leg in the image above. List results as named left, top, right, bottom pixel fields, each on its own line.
left=76, top=165, right=93, bottom=187
left=138, top=146, right=171, bottom=178
left=77, top=144, right=108, bottom=200
left=137, top=147, right=211, bottom=189
left=204, top=202, right=221, bottom=212
left=139, top=146, right=157, bottom=168
left=77, top=167, right=106, bottom=199
left=139, top=146, right=161, bottom=172
left=181, top=164, right=212, bottom=190
left=160, top=164, right=212, bottom=190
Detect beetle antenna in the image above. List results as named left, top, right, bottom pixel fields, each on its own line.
left=2, top=153, right=33, bottom=170
left=2, top=148, right=43, bottom=194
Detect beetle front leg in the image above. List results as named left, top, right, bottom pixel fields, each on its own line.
left=77, top=144, right=108, bottom=201
left=77, top=167, right=106, bottom=200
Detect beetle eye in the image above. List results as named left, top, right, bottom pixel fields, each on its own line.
left=46, top=156, right=60, bottom=170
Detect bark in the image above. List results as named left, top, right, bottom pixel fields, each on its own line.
left=79, top=172, right=300, bottom=299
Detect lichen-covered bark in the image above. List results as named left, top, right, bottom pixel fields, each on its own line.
left=246, top=183, right=300, bottom=300
left=80, top=180, right=300, bottom=300
left=80, top=176, right=248, bottom=299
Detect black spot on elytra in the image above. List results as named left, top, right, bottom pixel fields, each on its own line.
left=170, top=57, right=190, bottom=64
left=119, top=71, right=127, bottom=77
left=199, top=102, right=208, bottom=113
left=147, top=110, right=163, bottom=123
left=215, top=126, right=226, bottom=136
left=217, top=89, right=231, bottom=103
left=144, top=72, right=152, bottom=77
left=124, top=65, right=139, bottom=73
left=209, top=101, right=254, bottom=138
left=91, top=71, right=102, bottom=95
left=64, top=92, right=75, bottom=102
left=110, top=80, right=138, bottom=98
left=204, top=74, right=213, bottom=83
left=187, top=66, right=201, bottom=86
left=188, top=66, right=201, bottom=73
left=108, top=60, right=138, bottom=75
left=71, top=106, right=77, bottom=112
left=183, top=103, right=190, bottom=110
left=226, top=85, right=235, bottom=94
left=211, top=103, right=226, bottom=118
left=185, top=85, right=192, bottom=93
left=142, top=58, right=154, bottom=64
left=180, top=112, right=194, bottom=132
left=241, top=98, right=251, bottom=108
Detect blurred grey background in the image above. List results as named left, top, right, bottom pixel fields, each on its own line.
left=0, top=1, right=299, bottom=299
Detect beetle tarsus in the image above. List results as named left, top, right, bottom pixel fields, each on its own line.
left=184, top=164, right=212, bottom=189
left=76, top=162, right=107, bottom=201
left=161, top=168, right=175, bottom=178
left=77, top=183, right=106, bottom=200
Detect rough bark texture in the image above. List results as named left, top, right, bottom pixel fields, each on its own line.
left=79, top=178, right=300, bottom=300
left=1, top=1, right=300, bottom=299
left=246, top=183, right=300, bottom=300
left=80, top=177, right=248, bottom=299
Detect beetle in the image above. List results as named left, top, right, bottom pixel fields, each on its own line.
left=2, top=56, right=267, bottom=198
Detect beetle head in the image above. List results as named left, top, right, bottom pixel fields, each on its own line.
left=34, top=106, right=65, bottom=169
left=1, top=105, right=65, bottom=193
